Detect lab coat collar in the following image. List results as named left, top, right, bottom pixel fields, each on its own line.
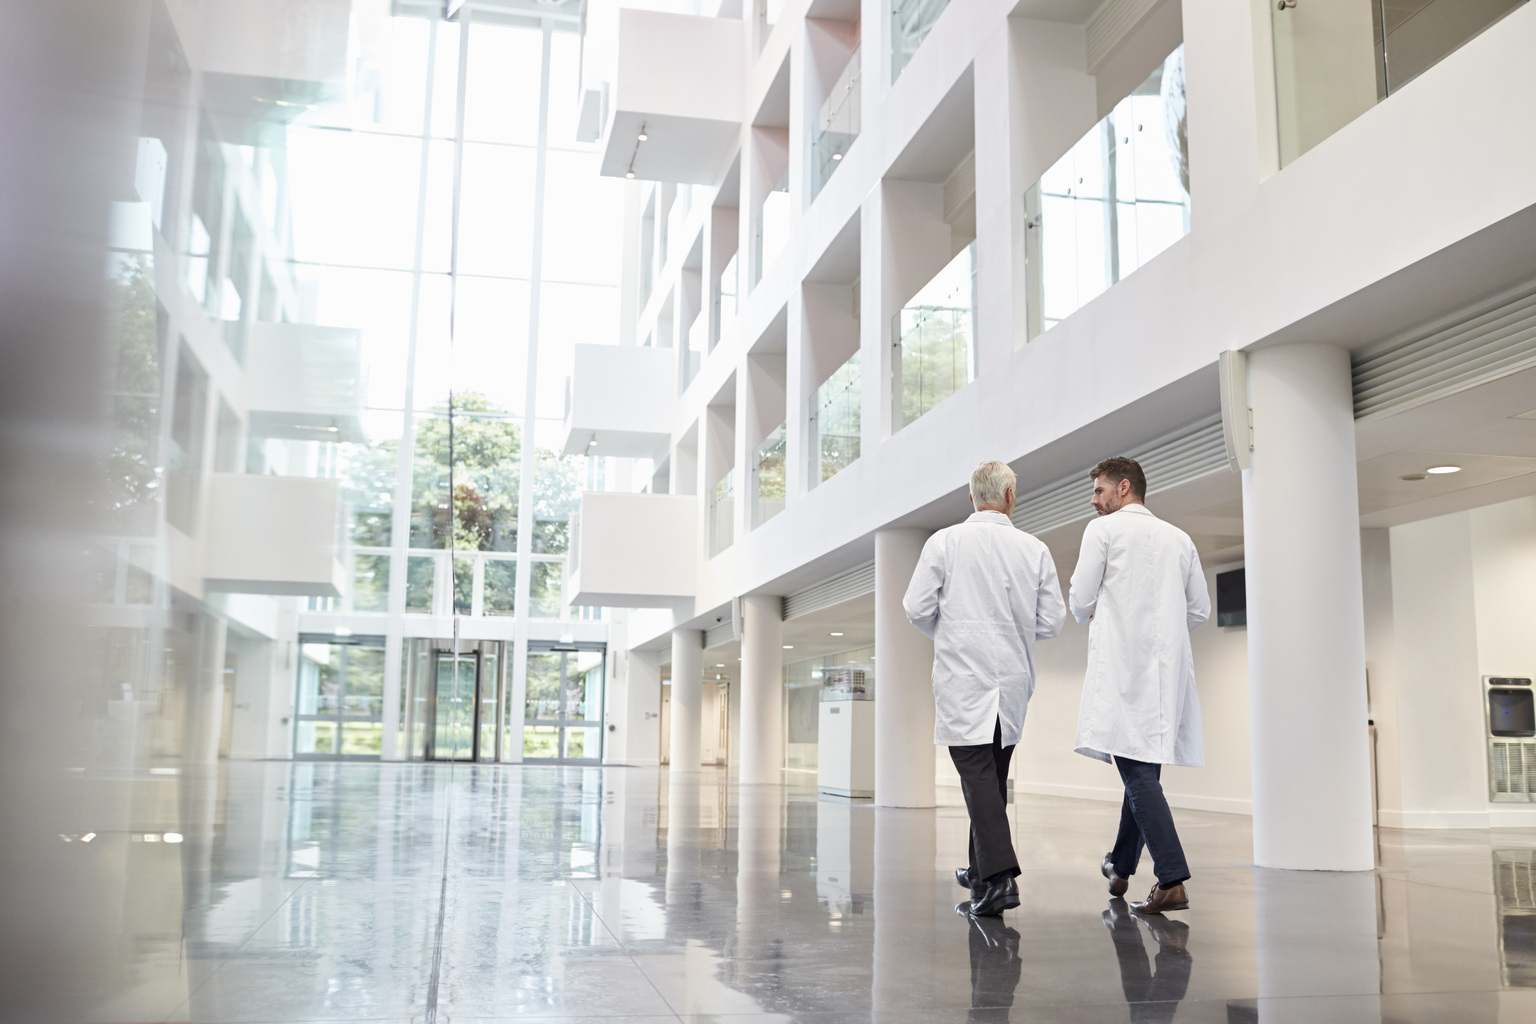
left=965, top=510, right=1014, bottom=526
left=1115, top=503, right=1156, bottom=518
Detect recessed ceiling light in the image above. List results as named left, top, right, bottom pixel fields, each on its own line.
left=1426, top=465, right=1461, bottom=475
left=715, top=663, right=725, bottom=668
left=625, top=170, right=635, bottom=179
left=637, top=131, right=648, bottom=141
left=831, top=152, right=842, bottom=161
left=782, top=645, right=794, bottom=649
left=588, top=439, right=598, bottom=446
left=829, top=632, right=843, bottom=636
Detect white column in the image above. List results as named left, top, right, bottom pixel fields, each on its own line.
left=1242, top=343, right=1374, bottom=871
left=738, top=594, right=783, bottom=785
left=874, top=528, right=935, bottom=807
left=668, top=628, right=703, bottom=772
left=381, top=631, right=402, bottom=760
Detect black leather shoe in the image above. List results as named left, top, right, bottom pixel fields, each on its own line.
left=1101, top=853, right=1129, bottom=897
left=955, top=866, right=984, bottom=899
left=969, top=875, right=1020, bottom=917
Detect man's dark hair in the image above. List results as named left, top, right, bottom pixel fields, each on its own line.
left=1089, top=457, right=1146, bottom=500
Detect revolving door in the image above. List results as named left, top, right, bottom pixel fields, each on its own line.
left=403, top=639, right=506, bottom=762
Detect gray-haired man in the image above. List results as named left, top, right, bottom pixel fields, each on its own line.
left=904, top=461, right=1066, bottom=916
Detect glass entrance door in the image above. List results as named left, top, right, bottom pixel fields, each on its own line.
left=429, top=651, right=479, bottom=761
left=524, top=645, right=605, bottom=762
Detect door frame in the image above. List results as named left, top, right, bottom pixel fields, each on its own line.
left=523, top=641, right=607, bottom=764
left=425, top=648, right=482, bottom=762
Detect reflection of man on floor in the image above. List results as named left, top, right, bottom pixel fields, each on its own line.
left=965, top=913, right=1022, bottom=1023
left=1102, top=899, right=1192, bottom=1024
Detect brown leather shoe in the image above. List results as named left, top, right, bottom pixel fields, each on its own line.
left=1101, top=854, right=1129, bottom=897
left=1130, top=882, right=1189, bottom=914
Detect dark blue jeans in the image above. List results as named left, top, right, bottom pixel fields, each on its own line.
left=1110, top=757, right=1190, bottom=890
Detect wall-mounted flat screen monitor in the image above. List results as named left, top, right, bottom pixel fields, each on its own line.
left=1216, top=568, right=1246, bottom=627
left=1489, top=689, right=1536, bottom=737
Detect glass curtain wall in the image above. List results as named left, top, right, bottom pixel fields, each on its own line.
left=1023, top=48, right=1188, bottom=339
left=83, top=1, right=622, bottom=774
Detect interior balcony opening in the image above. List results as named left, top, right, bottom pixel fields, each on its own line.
left=747, top=311, right=789, bottom=530
left=706, top=381, right=737, bottom=557
left=750, top=57, right=793, bottom=291
left=893, top=242, right=975, bottom=430
left=806, top=7, right=861, bottom=200
left=1272, top=0, right=1529, bottom=165
left=681, top=235, right=705, bottom=392
left=1024, top=45, right=1188, bottom=340
left=710, top=157, right=742, bottom=349
left=804, top=211, right=863, bottom=488
left=892, top=0, right=952, bottom=82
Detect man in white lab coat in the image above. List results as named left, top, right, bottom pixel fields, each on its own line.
left=1069, top=457, right=1210, bottom=916
left=904, top=461, right=1067, bottom=917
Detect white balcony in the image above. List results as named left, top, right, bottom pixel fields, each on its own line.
left=245, top=322, right=365, bottom=442
left=599, top=9, right=743, bottom=184
left=203, top=474, right=346, bottom=597
left=567, top=492, right=695, bottom=608
left=561, top=344, right=673, bottom=459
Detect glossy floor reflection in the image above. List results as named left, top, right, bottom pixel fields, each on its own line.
left=151, top=763, right=1536, bottom=1023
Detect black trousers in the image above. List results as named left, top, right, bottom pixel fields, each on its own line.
left=949, top=719, right=1020, bottom=883
left=1110, top=756, right=1191, bottom=889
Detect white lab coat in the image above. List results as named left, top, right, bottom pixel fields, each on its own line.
left=1068, top=504, right=1210, bottom=767
left=903, top=511, right=1067, bottom=747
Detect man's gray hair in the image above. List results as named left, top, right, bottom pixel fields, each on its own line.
left=970, top=460, right=1016, bottom=509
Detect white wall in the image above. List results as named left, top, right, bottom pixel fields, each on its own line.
left=1381, top=496, right=1536, bottom=827
left=1009, top=554, right=1252, bottom=815
left=610, top=629, right=663, bottom=766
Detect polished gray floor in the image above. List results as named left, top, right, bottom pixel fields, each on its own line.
left=141, top=762, right=1536, bottom=1023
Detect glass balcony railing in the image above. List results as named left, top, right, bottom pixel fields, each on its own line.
left=893, top=243, right=975, bottom=430
left=812, top=46, right=860, bottom=198
left=1024, top=47, right=1188, bottom=340
left=751, top=424, right=787, bottom=529
left=755, top=175, right=790, bottom=288
left=893, top=0, right=951, bottom=81
left=709, top=470, right=735, bottom=557
left=1273, top=0, right=1526, bottom=166
left=715, top=252, right=739, bottom=346
left=682, top=310, right=705, bottom=392
left=811, top=351, right=860, bottom=485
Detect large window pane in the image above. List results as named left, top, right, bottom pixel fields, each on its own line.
left=352, top=553, right=389, bottom=613
left=532, top=447, right=583, bottom=555
left=541, top=151, right=623, bottom=285
left=306, top=14, right=432, bottom=136
left=530, top=561, right=563, bottom=619
left=406, top=555, right=436, bottom=614
left=457, top=143, right=536, bottom=278
left=463, top=23, right=543, bottom=145
left=409, top=409, right=521, bottom=551
left=536, top=283, right=617, bottom=418
left=484, top=559, right=517, bottom=616
left=287, top=129, right=424, bottom=271
left=338, top=411, right=402, bottom=546
left=286, top=264, right=433, bottom=410
left=343, top=648, right=385, bottom=717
